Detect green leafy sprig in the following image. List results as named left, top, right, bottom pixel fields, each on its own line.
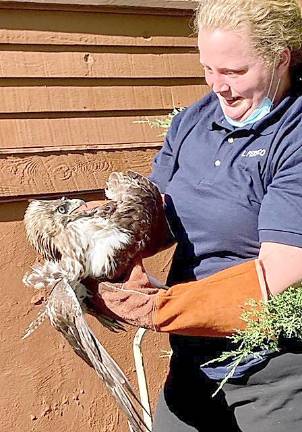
left=135, top=107, right=185, bottom=136
left=201, top=283, right=302, bottom=396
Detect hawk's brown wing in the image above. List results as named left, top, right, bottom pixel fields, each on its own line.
left=100, top=171, right=174, bottom=280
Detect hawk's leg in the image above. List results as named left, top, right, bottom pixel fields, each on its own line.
left=74, top=281, right=124, bottom=333
left=23, top=261, right=63, bottom=290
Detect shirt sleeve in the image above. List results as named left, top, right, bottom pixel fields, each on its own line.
left=258, top=142, right=302, bottom=247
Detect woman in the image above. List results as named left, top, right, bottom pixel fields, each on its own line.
left=88, top=1, right=302, bottom=430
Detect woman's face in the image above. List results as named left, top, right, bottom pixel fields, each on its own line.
left=198, top=28, right=278, bottom=121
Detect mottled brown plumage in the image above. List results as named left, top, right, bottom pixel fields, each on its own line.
left=22, top=170, right=170, bottom=432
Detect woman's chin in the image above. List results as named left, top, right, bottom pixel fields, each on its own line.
left=222, top=105, right=252, bottom=121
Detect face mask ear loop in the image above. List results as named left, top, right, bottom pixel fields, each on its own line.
left=267, top=57, right=280, bottom=107
left=271, top=77, right=281, bottom=107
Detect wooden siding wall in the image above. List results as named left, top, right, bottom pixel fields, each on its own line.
left=0, top=1, right=208, bottom=201
left=0, top=3, right=206, bottom=432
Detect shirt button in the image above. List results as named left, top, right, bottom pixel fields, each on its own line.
left=228, top=137, right=234, bottom=144
left=214, top=160, right=221, bottom=167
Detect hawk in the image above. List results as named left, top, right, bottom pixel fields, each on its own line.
left=23, top=170, right=171, bottom=432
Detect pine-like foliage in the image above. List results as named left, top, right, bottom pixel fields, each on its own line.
left=201, top=283, right=302, bottom=396
left=136, top=107, right=185, bottom=136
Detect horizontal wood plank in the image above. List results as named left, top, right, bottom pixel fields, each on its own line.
left=0, top=115, right=172, bottom=148
left=0, top=31, right=196, bottom=48
left=0, top=51, right=202, bottom=78
left=0, top=0, right=198, bottom=9
left=0, top=9, right=197, bottom=47
left=0, top=148, right=158, bottom=198
left=0, top=84, right=207, bottom=113
left=0, top=1, right=198, bottom=14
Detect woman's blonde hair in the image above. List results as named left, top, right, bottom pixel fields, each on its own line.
left=195, top=0, right=302, bottom=68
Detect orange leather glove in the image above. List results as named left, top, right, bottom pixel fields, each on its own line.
left=93, top=259, right=267, bottom=337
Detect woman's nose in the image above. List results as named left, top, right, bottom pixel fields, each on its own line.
left=213, top=81, right=230, bottom=93
left=207, top=73, right=230, bottom=94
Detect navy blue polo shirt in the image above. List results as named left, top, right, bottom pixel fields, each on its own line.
left=149, top=90, right=302, bottom=377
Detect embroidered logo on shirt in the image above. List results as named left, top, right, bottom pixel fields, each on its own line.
left=241, top=149, right=266, bottom=157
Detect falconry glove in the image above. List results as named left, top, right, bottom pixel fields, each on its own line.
left=96, top=260, right=268, bottom=337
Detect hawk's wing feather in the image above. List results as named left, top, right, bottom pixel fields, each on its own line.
left=47, top=279, right=150, bottom=432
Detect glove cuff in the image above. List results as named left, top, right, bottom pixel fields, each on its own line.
left=153, top=259, right=267, bottom=337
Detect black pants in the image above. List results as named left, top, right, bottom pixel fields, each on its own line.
left=153, top=350, right=302, bottom=432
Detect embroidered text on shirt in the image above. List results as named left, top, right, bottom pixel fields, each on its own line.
left=241, top=149, right=266, bottom=157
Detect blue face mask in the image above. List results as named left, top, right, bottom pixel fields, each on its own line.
left=223, top=62, right=280, bottom=128
left=224, top=96, right=273, bottom=127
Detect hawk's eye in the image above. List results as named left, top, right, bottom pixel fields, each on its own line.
left=57, top=205, right=67, bottom=214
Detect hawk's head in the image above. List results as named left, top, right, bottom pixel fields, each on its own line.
left=24, top=197, right=85, bottom=261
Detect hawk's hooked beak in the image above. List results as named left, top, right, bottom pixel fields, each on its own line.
left=69, top=200, right=86, bottom=214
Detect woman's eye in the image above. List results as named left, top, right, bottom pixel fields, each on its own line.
left=57, top=205, right=67, bottom=214
left=204, top=66, right=213, bottom=73
left=227, top=69, right=246, bottom=76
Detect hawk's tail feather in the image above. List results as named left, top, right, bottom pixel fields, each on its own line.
left=76, top=314, right=151, bottom=432
left=90, top=330, right=151, bottom=431
left=89, top=329, right=149, bottom=411
left=46, top=279, right=149, bottom=432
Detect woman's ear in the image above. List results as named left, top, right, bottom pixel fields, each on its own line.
left=277, top=48, right=291, bottom=77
